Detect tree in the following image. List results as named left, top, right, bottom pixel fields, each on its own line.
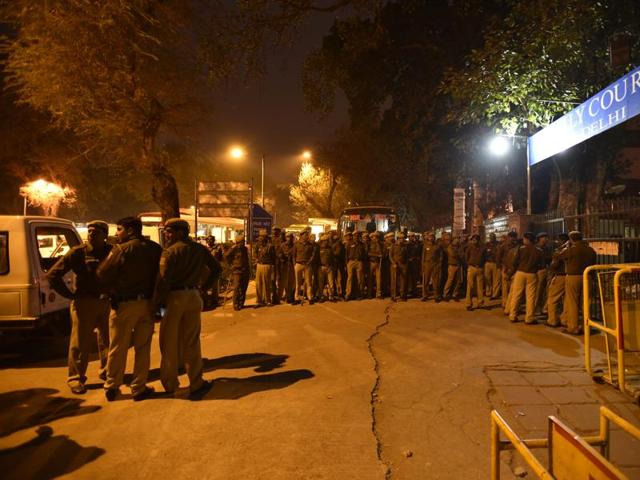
left=289, top=161, right=351, bottom=221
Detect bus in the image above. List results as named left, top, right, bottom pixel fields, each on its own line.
left=338, top=206, right=399, bottom=234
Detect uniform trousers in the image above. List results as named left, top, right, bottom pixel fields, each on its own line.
left=318, top=265, right=336, bottom=299
left=444, top=265, right=462, bottom=299
left=232, top=271, right=250, bottom=309
left=509, top=271, right=538, bottom=323
left=68, top=296, right=110, bottom=387
left=255, top=263, right=274, bottom=305
left=535, top=268, right=548, bottom=315
left=501, top=269, right=513, bottom=310
left=391, top=264, right=408, bottom=300
left=562, top=275, right=583, bottom=333
left=294, top=263, right=314, bottom=301
left=346, top=259, right=365, bottom=299
left=484, top=261, right=500, bottom=298
left=281, top=262, right=296, bottom=303
left=335, top=263, right=347, bottom=298
left=104, top=299, right=154, bottom=396
left=546, top=275, right=566, bottom=326
left=466, top=265, right=486, bottom=307
left=368, top=259, right=382, bottom=298
left=422, top=262, right=442, bottom=300
left=160, top=289, right=204, bottom=393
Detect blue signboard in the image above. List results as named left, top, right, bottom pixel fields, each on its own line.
left=529, top=65, right=640, bottom=166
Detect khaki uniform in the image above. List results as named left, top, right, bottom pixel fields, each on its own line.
left=444, top=243, right=463, bottom=300
left=499, top=240, right=520, bottom=312
left=483, top=241, right=500, bottom=298
left=294, top=239, right=316, bottom=301
left=317, top=240, right=336, bottom=299
left=47, top=241, right=112, bottom=388
left=331, top=237, right=347, bottom=298
left=508, top=244, right=544, bottom=323
left=97, top=237, right=162, bottom=396
left=558, top=240, right=597, bottom=332
left=535, top=244, right=552, bottom=315
left=154, top=237, right=218, bottom=393
left=422, top=240, right=444, bottom=300
left=390, top=240, right=408, bottom=300
left=465, top=243, right=486, bottom=308
left=253, top=239, right=276, bottom=306
left=278, top=239, right=296, bottom=303
left=346, top=239, right=366, bottom=300
left=367, top=237, right=383, bottom=298
left=225, top=243, right=250, bottom=310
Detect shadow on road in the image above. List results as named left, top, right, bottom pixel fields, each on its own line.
left=0, top=388, right=101, bottom=438
left=0, top=335, right=69, bottom=369
left=190, top=369, right=315, bottom=400
left=131, top=352, right=290, bottom=385
left=0, top=425, right=104, bottom=480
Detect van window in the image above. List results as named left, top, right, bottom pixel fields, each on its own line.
left=0, top=232, right=8, bottom=275
left=35, top=227, right=81, bottom=272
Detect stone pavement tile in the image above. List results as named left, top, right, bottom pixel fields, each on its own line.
left=560, top=403, right=602, bottom=434
left=507, top=404, right=559, bottom=432
left=606, top=402, right=640, bottom=424
left=539, top=386, right=598, bottom=404
left=521, top=371, right=569, bottom=387
left=496, top=386, right=550, bottom=406
left=557, top=370, right=595, bottom=386
left=621, top=467, right=640, bottom=479
left=591, top=384, right=634, bottom=403
left=486, top=370, right=528, bottom=386
left=609, top=428, right=640, bottom=467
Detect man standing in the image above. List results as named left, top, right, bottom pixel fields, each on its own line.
left=499, top=231, right=520, bottom=313
left=443, top=235, right=463, bottom=302
left=382, top=232, right=395, bottom=298
left=557, top=231, right=597, bottom=335
left=225, top=234, right=251, bottom=311
left=97, top=217, right=162, bottom=401
left=534, top=232, right=551, bottom=316
left=546, top=233, right=570, bottom=328
left=465, top=234, right=486, bottom=311
left=47, top=220, right=112, bottom=394
left=294, top=229, right=316, bottom=304
left=253, top=229, right=276, bottom=307
left=153, top=218, right=218, bottom=398
left=390, top=232, right=409, bottom=301
left=367, top=232, right=384, bottom=299
left=317, top=234, right=336, bottom=301
left=508, top=232, right=544, bottom=324
left=278, top=232, right=296, bottom=304
left=346, top=231, right=367, bottom=300
left=484, top=233, right=500, bottom=299
left=331, top=231, right=347, bottom=300
left=421, top=231, right=443, bottom=302
left=271, top=227, right=283, bottom=304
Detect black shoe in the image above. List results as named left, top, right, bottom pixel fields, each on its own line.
left=524, top=320, right=539, bottom=326
left=98, top=371, right=107, bottom=382
left=105, top=388, right=119, bottom=402
left=435, top=298, right=442, bottom=303
left=466, top=306, right=474, bottom=311
left=189, top=380, right=213, bottom=401
left=70, top=383, right=87, bottom=395
left=132, top=386, right=155, bottom=402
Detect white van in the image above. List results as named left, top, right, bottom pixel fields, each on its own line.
left=0, top=215, right=82, bottom=330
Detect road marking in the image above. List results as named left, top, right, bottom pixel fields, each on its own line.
left=318, top=304, right=371, bottom=326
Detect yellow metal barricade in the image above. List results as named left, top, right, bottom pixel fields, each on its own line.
left=584, top=264, right=640, bottom=400
left=491, top=406, right=640, bottom=479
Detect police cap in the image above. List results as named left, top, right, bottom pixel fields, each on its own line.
left=568, top=231, right=583, bottom=241
left=397, top=232, right=406, bottom=239
left=87, top=220, right=109, bottom=235
left=508, top=231, right=518, bottom=238
left=536, top=232, right=548, bottom=240
left=165, top=218, right=190, bottom=233
left=523, top=231, right=535, bottom=242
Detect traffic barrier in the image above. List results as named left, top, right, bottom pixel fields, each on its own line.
left=490, top=406, right=640, bottom=479
left=584, top=264, right=640, bottom=401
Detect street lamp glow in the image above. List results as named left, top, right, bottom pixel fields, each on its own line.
left=489, top=136, right=510, bottom=156
left=19, top=178, right=76, bottom=216
left=302, top=150, right=312, bottom=160
left=229, top=146, right=246, bottom=160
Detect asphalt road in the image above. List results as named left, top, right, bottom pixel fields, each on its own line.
left=1, top=295, right=639, bottom=479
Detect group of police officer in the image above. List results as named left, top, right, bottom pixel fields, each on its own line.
left=217, top=226, right=597, bottom=338
left=48, top=217, right=218, bottom=401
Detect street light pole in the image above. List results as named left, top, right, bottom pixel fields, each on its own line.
left=261, top=153, right=265, bottom=208
left=526, top=139, right=531, bottom=216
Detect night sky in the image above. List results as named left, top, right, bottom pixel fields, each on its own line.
left=206, top=13, right=348, bottom=186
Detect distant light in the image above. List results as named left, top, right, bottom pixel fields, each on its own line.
left=489, top=136, right=510, bottom=156
left=302, top=150, right=312, bottom=160
left=229, top=146, right=246, bottom=160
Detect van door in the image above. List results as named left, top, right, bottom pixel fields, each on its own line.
left=30, top=222, right=82, bottom=317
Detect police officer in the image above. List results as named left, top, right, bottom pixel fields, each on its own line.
left=557, top=231, right=597, bottom=335
left=367, top=232, right=384, bottom=299
left=346, top=231, right=366, bottom=300
left=465, top=234, right=486, bottom=311
left=390, top=232, right=409, bottom=301
left=47, top=220, right=112, bottom=394
left=407, top=233, right=421, bottom=297
left=546, top=233, right=570, bottom=328
left=331, top=231, right=347, bottom=299
left=225, top=234, right=250, bottom=311
left=153, top=218, right=218, bottom=397
left=421, top=231, right=443, bottom=302
left=97, top=217, right=162, bottom=401
left=271, top=227, right=284, bottom=304
left=484, top=233, right=500, bottom=299
left=443, top=234, right=463, bottom=302
left=278, top=232, right=296, bottom=304
left=508, top=232, right=544, bottom=324
left=253, top=229, right=276, bottom=307
left=317, top=234, right=336, bottom=301
left=294, top=229, right=316, bottom=303
left=499, top=231, right=520, bottom=313
left=382, top=232, right=395, bottom=298
left=534, top=232, right=551, bottom=316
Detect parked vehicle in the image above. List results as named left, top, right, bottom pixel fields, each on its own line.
left=0, top=215, right=82, bottom=330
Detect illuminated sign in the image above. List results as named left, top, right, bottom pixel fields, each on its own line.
left=529, top=65, right=640, bottom=165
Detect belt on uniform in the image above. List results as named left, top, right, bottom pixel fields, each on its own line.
left=76, top=293, right=109, bottom=300
left=257, top=263, right=275, bottom=266
left=115, top=293, right=150, bottom=303
left=170, top=285, right=199, bottom=291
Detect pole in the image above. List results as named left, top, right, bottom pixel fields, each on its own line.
left=526, top=138, right=532, bottom=216
left=23, top=197, right=27, bottom=216
left=249, top=178, right=254, bottom=244
left=261, top=153, right=265, bottom=208
left=194, top=178, right=199, bottom=240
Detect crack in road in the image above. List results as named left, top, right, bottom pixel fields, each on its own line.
left=367, top=302, right=395, bottom=480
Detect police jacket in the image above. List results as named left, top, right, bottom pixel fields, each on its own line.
left=346, top=240, right=367, bottom=262
left=254, top=241, right=276, bottom=265
left=97, top=237, right=162, bottom=298
left=446, top=244, right=463, bottom=266
left=390, top=242, right=408, bottom=266
left=294, top=240, right=316, bottom=264
left=47, top=242, right=113, bottom=298
left=331, top=238, right=346, bottom=265
left=485, top=241, right=498, bottom=263
left=278, top=241, right=295, bottom=265
left=319, top=242, right=335, bottom=267
left=368, top=239, right=383, bottom=260
left=501, top=241, right=520, bottom=274
left=422, top=240, right=443, bottom=265
left=225, top=244, right=250, bottom=273
left=513, top=245, right=544, bottom=274
left=557, top=240, right=597, bottom=275
left=465, top=243, right=486, bottom=268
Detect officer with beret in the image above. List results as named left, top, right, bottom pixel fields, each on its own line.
left=47, top=220, right=112, bottom=394
left=152, top=218, right=219, bottom=397
left=225, top=234, right=251, bottom=310
left=97, top=216, right=162, bottom=401
left=253, top=229, right=276, bottom=307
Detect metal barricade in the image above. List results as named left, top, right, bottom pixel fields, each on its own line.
left=491, top=406, right=640, bottom=479
left=584, top=264, right=640, bottom=400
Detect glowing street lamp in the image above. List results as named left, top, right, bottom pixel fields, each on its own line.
left=19, top=178, right=76, bottom=216
left=488, top=136, right=510, bottom=156
left=228, top=144, right=266, bottom=207
left=301, top=150, right=312, bottom=160
left=488, top=134, right=531, bottom=215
